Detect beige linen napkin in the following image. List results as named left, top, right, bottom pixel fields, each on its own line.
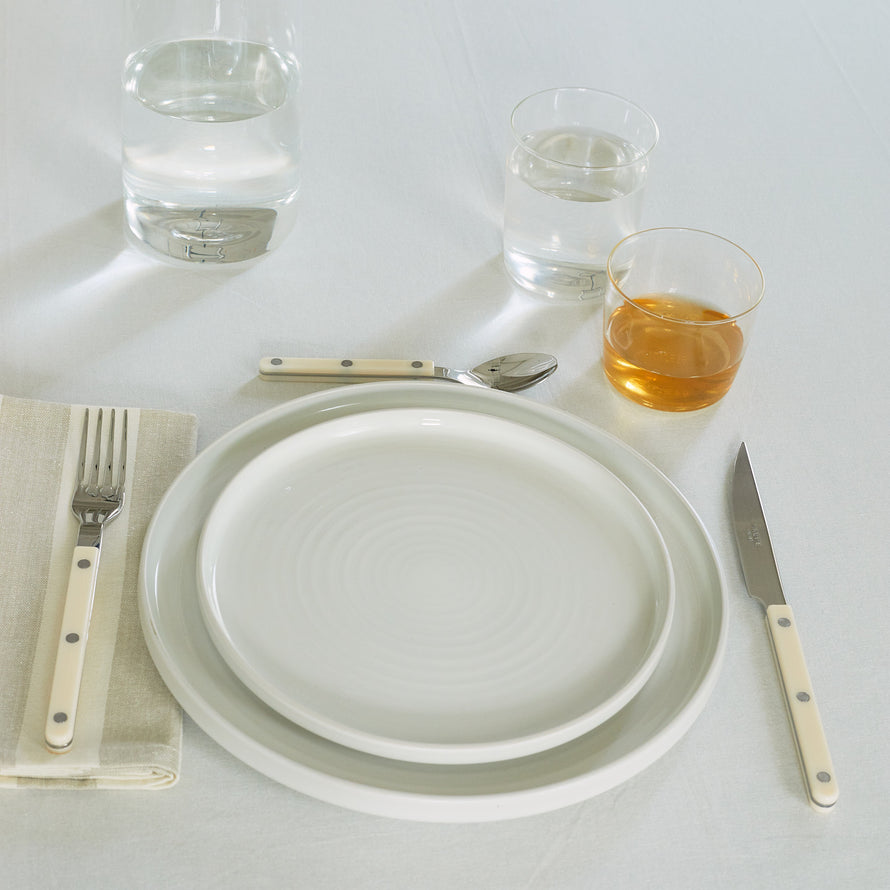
left=0, top=394, right=197, bottom=788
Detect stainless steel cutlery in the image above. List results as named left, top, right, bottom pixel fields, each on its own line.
left=45, top=408, right=128, bottom=753
left=258, top=352, right=557, bottom=392
left=731, top=443, right=838, bottom=809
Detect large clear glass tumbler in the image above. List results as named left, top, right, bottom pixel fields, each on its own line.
left=122, top=1, right=301, bottom=263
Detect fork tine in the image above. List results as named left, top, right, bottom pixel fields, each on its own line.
left=88, top=408, right=103, bottom=490
left=118, top=409, right=129, bottom=492
left=76, top=410, right=90, bottom=485
left=103, top=409, right=116, bottom=489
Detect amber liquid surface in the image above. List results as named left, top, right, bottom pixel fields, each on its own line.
left=603, top=294, right=745, bottom=411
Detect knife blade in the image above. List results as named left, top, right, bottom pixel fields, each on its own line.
left=731, top=442, right=838, bottom=810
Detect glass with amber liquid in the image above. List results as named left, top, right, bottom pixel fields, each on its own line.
left=604, top=229, right=763, bottom=411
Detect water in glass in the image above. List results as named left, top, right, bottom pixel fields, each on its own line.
left=122, top=38, right=301, bottom=262
left=504, top=127, right=646, bottom=300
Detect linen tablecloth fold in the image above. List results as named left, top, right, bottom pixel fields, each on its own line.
left=0, top=394, right=197, bottom=788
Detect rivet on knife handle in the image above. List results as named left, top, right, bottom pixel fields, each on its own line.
left=765, top=604, right=838, bottom=809
left=259, top=357, right=435, bottom=381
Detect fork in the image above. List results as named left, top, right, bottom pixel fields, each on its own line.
left=45, top=408, right=128, bottom=753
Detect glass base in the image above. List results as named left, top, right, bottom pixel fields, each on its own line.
left=504, top=250, right=608, bottom=301
left=126, top=204, right=279, bottom=264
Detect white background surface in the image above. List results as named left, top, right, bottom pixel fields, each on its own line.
left=2, top=0, right=888, bottom=886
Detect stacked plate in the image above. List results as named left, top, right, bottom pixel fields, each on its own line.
left=139, top=382, right=727, bottom=822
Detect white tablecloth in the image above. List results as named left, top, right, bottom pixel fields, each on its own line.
left=2, top=0, right=888, bottom=886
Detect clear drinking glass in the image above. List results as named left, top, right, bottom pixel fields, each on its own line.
left=603, top=228, right=764, bottom=411
left=122, top=0, right=301, bottom=263
left=503, top=88, right=658, bottom=301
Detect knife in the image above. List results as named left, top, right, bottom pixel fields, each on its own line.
left=731, top=442, right=838, bottom=810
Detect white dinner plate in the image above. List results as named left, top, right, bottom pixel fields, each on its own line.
left=196, top=408, right=675, bottom=764
left=139, top=382, right=727, bottom=822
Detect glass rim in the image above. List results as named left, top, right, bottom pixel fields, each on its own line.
left=606, top=227, right=765, bottom=325
left=510, top=87, right=660, bottom=171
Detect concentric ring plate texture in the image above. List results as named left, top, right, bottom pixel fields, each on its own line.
left=196, top=408, right=675, bottom=764
left=138, top=382, right=727, bottom=822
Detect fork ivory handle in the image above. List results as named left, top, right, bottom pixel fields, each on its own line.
left=765, top=604, right=839, bottom=809
left=44, top=545, right=102, bottom=753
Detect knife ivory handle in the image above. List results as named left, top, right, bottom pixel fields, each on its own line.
left=44, top=545, right=101, bottom=753
left=259, top=357, right=435, bottom=382
left=765, top=603, right=838, bottom=809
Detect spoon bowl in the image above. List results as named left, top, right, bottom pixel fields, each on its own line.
left=470, top=353, right=558, bottom=392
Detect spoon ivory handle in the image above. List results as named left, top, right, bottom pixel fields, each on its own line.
left=259, top=357, right=436, bottom=382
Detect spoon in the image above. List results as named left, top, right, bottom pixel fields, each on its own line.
left=258, top=352, right=557, bottom=392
